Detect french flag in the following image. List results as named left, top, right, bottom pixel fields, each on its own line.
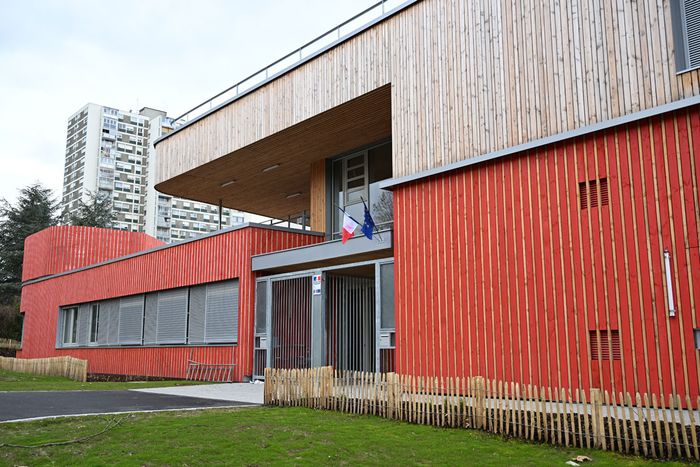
left=341, top=211, right=359, bottom=244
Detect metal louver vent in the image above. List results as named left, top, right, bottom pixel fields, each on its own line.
left=578, top=177, right=608, bottom=210
left=685, top=0, right=700, bottom=68
left=589, top=330, right=621, bottom=360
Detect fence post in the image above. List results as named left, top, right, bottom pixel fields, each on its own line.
left=387, top=372, right=396, bottom=419
left=264, top=368, right=271, bottom=404
left=474, top=376, right=486, bottom=430
left=590, top=388, right=604, bottom=448
left=320, top=366, right=332, bottom=409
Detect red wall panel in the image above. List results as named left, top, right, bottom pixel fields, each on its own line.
left=19, top=225, right=322, bottom=380
left=22, top=226, right=164, bottom=282
left=393, top=107, right=700, bottom=398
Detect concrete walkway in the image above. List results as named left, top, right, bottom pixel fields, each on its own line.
left=132, top=382, right=264, bottom=404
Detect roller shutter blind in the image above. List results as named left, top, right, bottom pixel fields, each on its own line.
left=118, top=295, right=144, bottom=345
left=143, top=293, right=158, bottom=345
left=188, top=285, right=206, bottom=344
left=97, top=299, right=119, bottom=346
left=205, top=280, right=238, bottom=344
left=77, top=304, right=90, bottom=346
left=156, top=288, right=188, bottom=344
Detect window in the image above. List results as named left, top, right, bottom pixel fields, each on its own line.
left=331, top=142, right=393, bottom=239
left=343, top=152, right=368, bottom=205
left=89, top=304, right=99, bottom=344
left=671, top=0, right=700, bottom=72
left=61, top=307, right=78, bottom=345
left=380, top=262, right=395, bottom=330
left=205, top=281, right=239, bottom=343
left=56, top=281, right=239, bottom=348
left=155, top=288, right=189, bottom=344
left=189, top=280, right=239, bottom=344
left=694, top=329, right=700, bottom=349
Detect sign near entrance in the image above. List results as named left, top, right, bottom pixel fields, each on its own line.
left=312, top=274, right=322, bottom=296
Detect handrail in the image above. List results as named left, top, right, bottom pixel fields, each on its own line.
left=170, top=0, right=409, bottom=128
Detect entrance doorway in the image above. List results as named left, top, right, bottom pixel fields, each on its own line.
left=253, top=259, right=395, bottom=379
left=325, top=268, right=376, bottom=372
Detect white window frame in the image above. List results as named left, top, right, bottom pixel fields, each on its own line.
left=89, top=304, right=100, bottom=345
left=342, top=151, right=368, bottom=206
left=61, top=307, right=78, bottom=346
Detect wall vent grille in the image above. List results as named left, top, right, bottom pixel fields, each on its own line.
left=579, top=177, right=609, bottom=210
left=589, top=330, right=621, bottom=360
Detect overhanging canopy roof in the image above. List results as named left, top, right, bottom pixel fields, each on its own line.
left=155, top=85, right=391, bottom=220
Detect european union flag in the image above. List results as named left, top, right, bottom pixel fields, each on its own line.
left=361, top=201, right=375, bottom=240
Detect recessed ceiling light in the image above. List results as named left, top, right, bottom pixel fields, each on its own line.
left=262, top=164, right=280, bottom=173
left=219, top=180, right=235, bottom=188
left=285, top=192, right=302, bottom=199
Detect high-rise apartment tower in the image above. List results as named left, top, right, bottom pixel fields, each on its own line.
left=61, top=103, right=245, bottom=242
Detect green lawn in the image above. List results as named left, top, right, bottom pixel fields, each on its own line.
left=0, top=407, right=685, bottom=466
left=0, top=369, right=205, bottom=392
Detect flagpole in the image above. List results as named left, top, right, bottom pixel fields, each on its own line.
left=334, top=204, right=362, bottom=226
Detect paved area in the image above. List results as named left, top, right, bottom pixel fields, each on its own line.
left=133, top=382, right=264, bottom=404
left=0, top=390, right=248, bottom=422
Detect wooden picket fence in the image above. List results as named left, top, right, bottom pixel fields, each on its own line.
left=0, top=338, right=20, bottom=349
left=0, top=356, right=87, bottom=382
left=264, top=367, right=700, bottom=461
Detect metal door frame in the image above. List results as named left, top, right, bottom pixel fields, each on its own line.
left=254, top=257, right=394, bottom=378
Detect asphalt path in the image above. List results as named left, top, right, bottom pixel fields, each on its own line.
left=0, top=390, right=248, bottom=422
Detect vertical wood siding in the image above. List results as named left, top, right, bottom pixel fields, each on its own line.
left=19, top=226, right=321, bottom=380
left=22, top=226, right=163, bottom=282
left=393, top=106, right=700, bottom=398
left=157, top=0, right=700, bottom=183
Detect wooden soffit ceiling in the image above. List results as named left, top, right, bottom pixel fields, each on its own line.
left=156, top=85, right=392, bottom=220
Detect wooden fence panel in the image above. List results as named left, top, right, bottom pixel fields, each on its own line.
left=0, top=356, right=87, bottom=381
left=263, top=368, right=700, bottom=461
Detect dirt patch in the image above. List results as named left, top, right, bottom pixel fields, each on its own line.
left=87, top=373, right=186, bottom=383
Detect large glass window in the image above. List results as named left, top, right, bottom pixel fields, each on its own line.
left=61, top=307, right=78, bottom=345
left=331, top=142, right=393, bottom=239
left=89, top=304, right=99, bottom=344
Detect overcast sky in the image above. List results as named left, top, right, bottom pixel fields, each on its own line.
left=0, top=0, right=377, bottom=205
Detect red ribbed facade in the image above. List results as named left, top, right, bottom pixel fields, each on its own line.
left=393, top=106, right=700, bottom=398
left=19, top=225, right=321, bottom=381
left=22, top=226, right=164, bottom=282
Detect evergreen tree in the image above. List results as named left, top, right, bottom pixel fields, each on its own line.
left=0, top=183, right=58, bottom=339
left=66, top=191, right=116, bottom=228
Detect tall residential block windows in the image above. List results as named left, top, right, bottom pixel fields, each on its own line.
left=56, top=280, right=239, bottom=348
left=671, top=0, right=700, bottom=72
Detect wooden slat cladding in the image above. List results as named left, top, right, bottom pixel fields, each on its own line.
left=393, top=106, right=700, bottom=398
left=310, top=159, right=327, bottom=232
left=22, top=226, right=163, bottom=282
left=156, top=0, right=700, bottom=188
left=19, top=226, right=322, bottom=380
